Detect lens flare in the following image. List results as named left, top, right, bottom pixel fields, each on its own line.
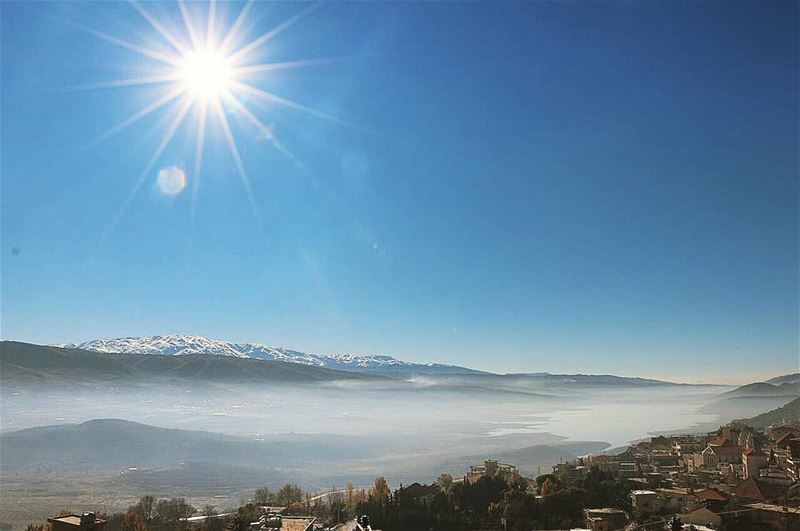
left=157, top=166, right=187, bottom=196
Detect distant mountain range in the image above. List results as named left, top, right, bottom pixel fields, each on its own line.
left=1, top=341, right=693, bottom=392
left=52, top=334, right=735, bottom=384
left=0, top=341, right=384, bottom=386
left=6, top=338, right=790, bottom=389
left=60, top=334, right=484, bottom=376
left=503, top=373, right=684, bottom=387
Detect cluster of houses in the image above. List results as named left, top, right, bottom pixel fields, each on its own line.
left=40, top=508, right=320, bottom=531
left=553, top=423, right=800, bottom=530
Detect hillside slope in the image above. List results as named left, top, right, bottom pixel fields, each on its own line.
left=0, top=418, right=373, bottom=471
left=721, top=380, right=799, bottom=398
left=766, top=373, right=800, bottom=386
left=740, top=398, right=800, bottom=428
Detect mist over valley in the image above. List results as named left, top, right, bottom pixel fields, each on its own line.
left=5, top=339, right=793, bottom=528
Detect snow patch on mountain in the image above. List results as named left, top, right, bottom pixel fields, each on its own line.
left=59, top=334, right=414, bottom=371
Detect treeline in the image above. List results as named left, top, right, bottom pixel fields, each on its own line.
left=30, top=468, right=641, bottom=531
left=26, top=498, right=202, bottom=531
left=93, top=483, right=331, bottom=531
left=232, top=481, right=374, bottom=530
left=355, top=468, right=635, bottom=531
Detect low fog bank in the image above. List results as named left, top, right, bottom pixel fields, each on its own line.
left=1, top=378, right=732, bottom=484
left=1, top=377, right=727, bottom=446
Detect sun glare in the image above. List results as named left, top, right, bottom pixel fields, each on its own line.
left=78, top=1, right=340, bottom=243
left=181, top=50, right=232, bottom=101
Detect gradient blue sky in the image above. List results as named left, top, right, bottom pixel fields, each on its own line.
left=2, top=1, right=798, bottom=383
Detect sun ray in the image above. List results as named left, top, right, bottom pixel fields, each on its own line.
left=178, top=0, right=202, bottom=50
left=218, top=0, right=254, bottom=55
left=191, top=101, right=208, bottom=223
left=129, top=0, right=189, bottom=56
left=206, top=0, right=217, bottom=48
left=95, top=95, right=195, bottom=253
left=65, top=73, right=183, bottom=92
left=227, top=3, right=320, bottom=65
left=62, top=17, right=181, bottom=67
left=230, top=80, right=348, bottom=127
left=221, top=89, right=298, bottom=164
left=93, top=86, right=187, bottom=145
left=211, top=97, right=261, bottom=222
left=231, top=57, right=342, bottom=77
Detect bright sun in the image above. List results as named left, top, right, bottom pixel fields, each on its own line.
left=180, top=49, right=232, bottom=101
left=79, top=1, right=341, bottom=235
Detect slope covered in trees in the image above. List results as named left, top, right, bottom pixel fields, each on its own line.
left=0, top=419, right=375, bottom=471
left=740, top=397, right=800, bottom=428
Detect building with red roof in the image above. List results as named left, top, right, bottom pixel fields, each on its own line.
left=733, top=477, right=788, bottom=504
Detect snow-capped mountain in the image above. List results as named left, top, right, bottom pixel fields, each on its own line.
left=59, top=334, right=481, bottom=375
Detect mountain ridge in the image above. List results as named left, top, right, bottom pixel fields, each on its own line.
left=59, top=334, right=485, bottom=376
left=12, top=336, right=791, bottom=386
left=3, top=341, right=722, bottom=390
left=765, top=373, right=800, bottom=386
left=0, top=341, right=387, bottom=386
left=721, top=380, right=800, bottom=398
left=54, top=334, right=747, bottom=383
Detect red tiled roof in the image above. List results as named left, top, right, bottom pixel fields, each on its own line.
left=692, top=488, right=728, bottom=502
left=709, top=436, right=733, bottom=447
left=711, top=445, right=743, bottom=456
left=734, top=478, right=765, bottom=501
left=743, top=448, right=764, bottom=456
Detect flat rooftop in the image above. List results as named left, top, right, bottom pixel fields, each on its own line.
left=585, top=508, right=626, bottom=514
left=280, top=516, right=316, bottom=531
left=47, top=515, right=106, bottom=527
left=50, top=516, right=82, bottom=526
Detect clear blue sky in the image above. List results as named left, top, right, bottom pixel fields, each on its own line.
left=2, top=1, right=797, bottom=383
